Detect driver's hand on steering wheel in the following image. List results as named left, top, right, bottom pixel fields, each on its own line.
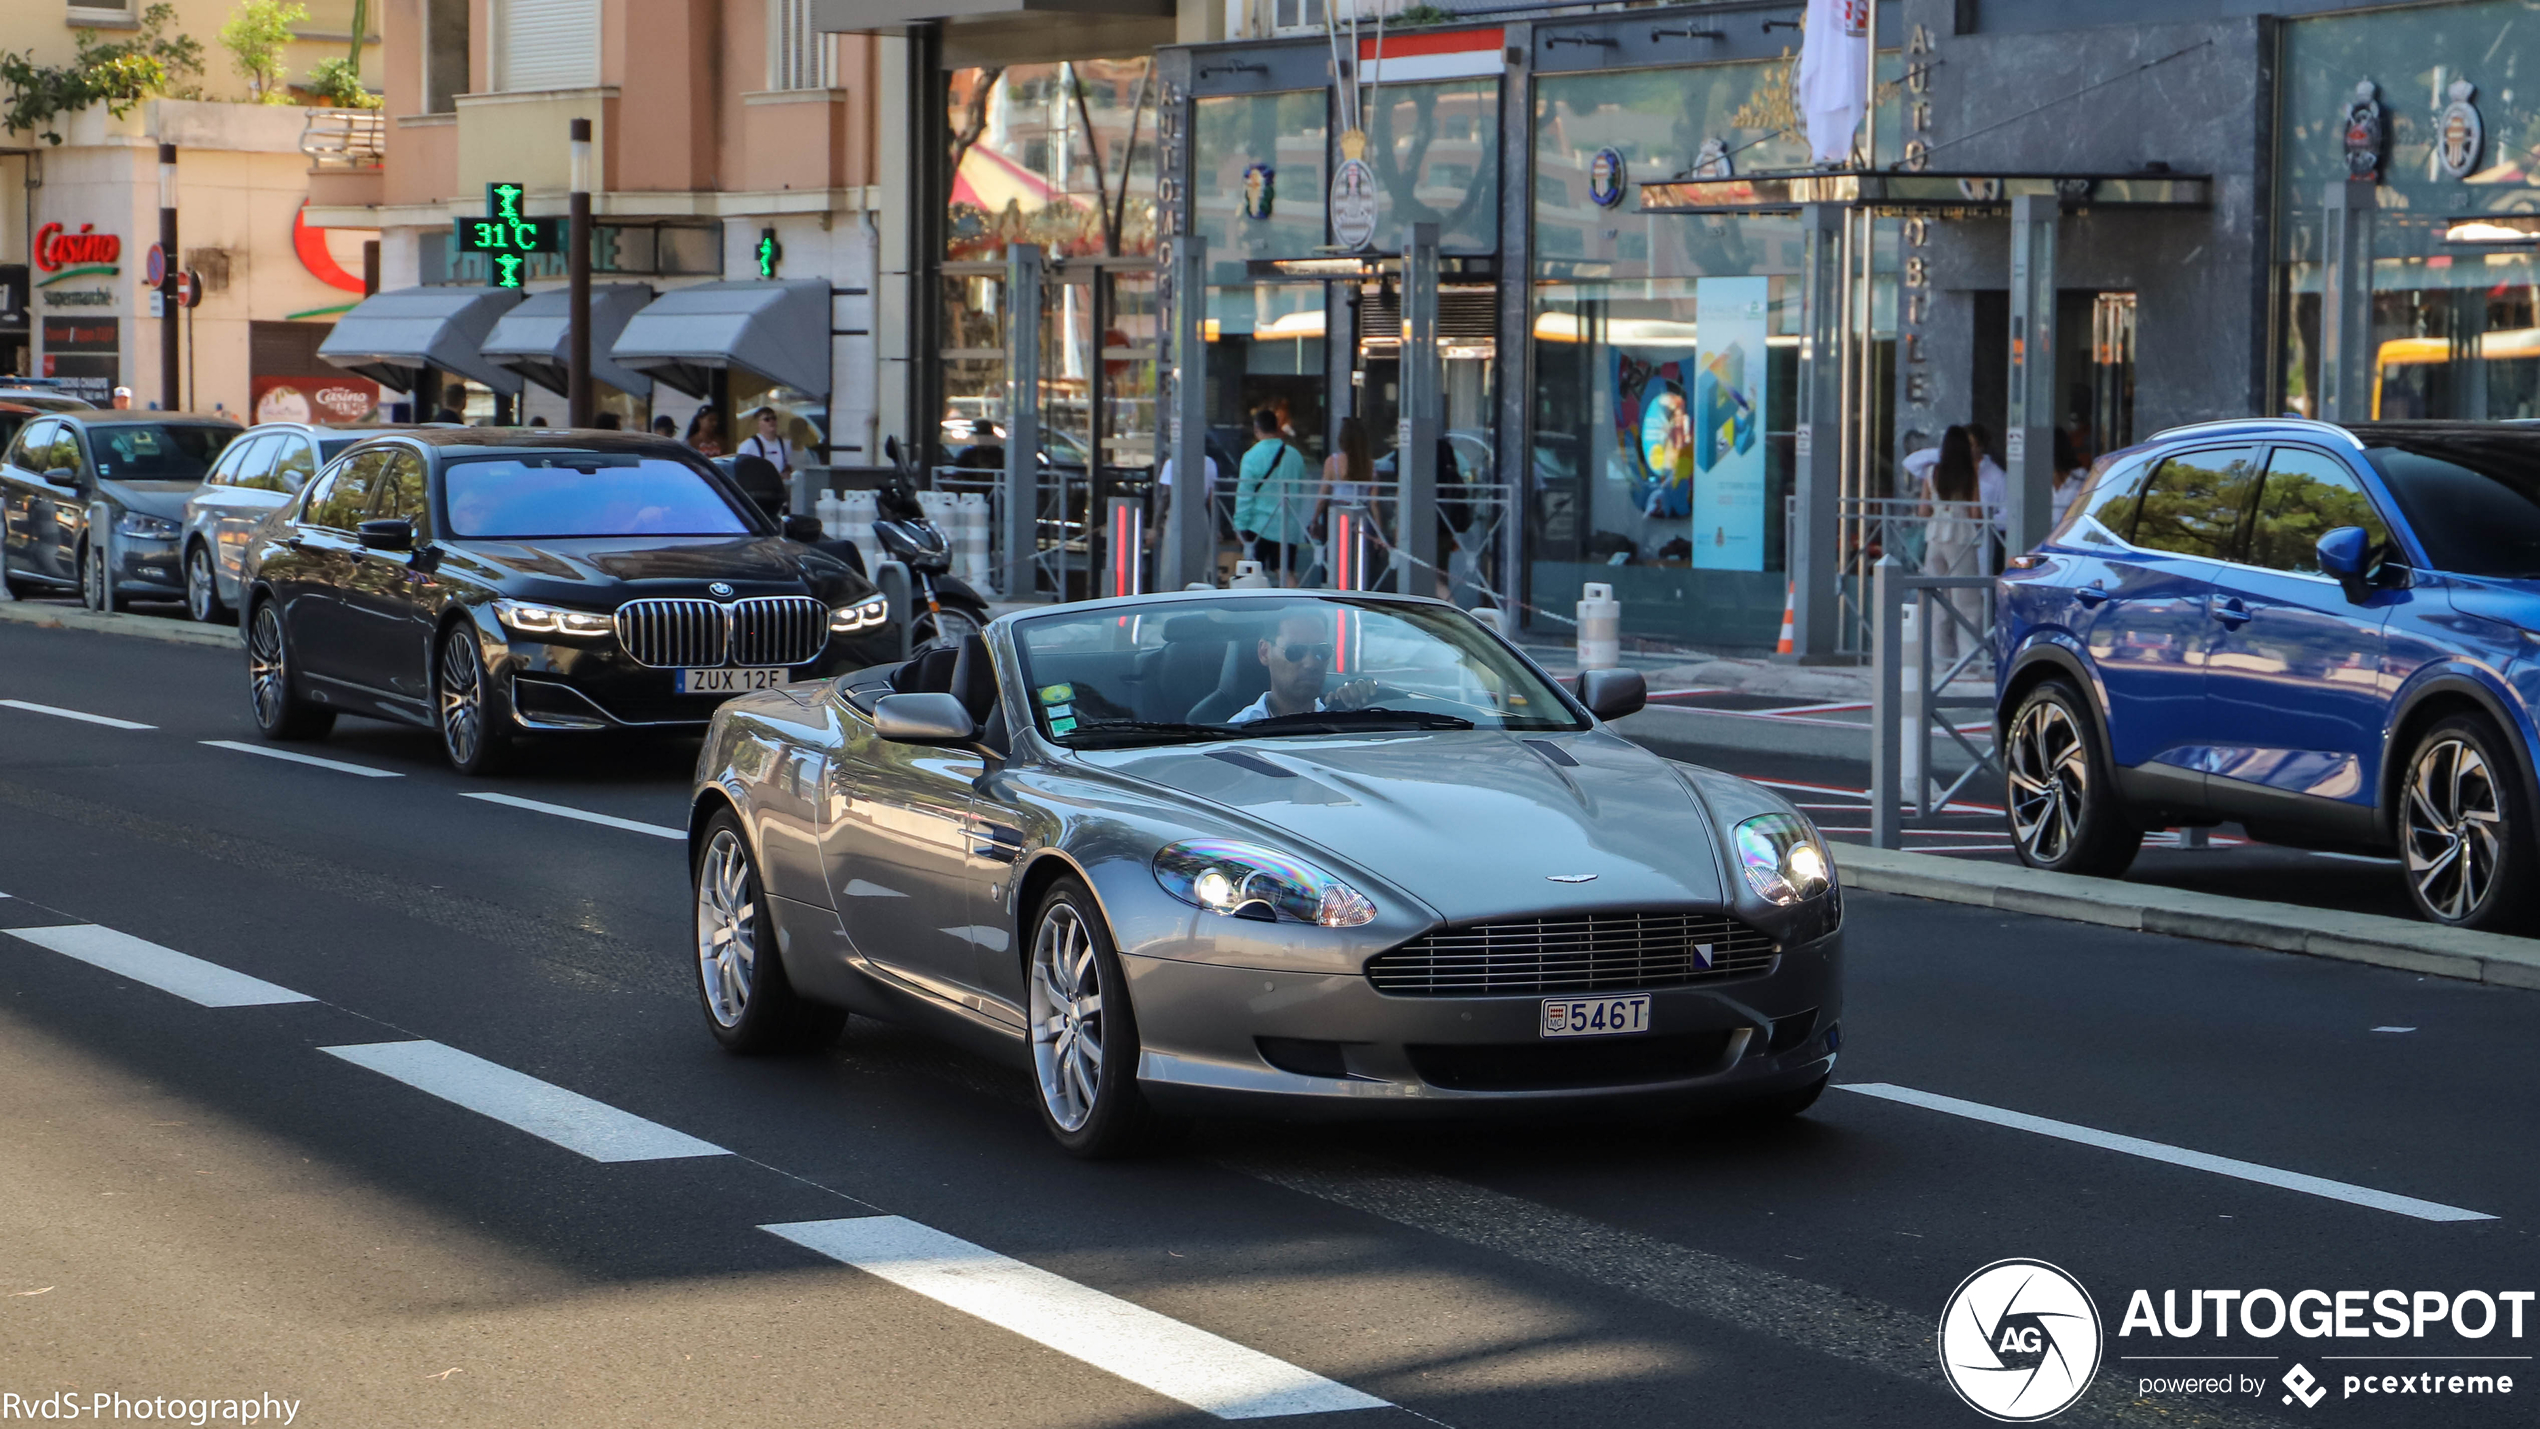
left=1325, top=678, right=1380, bottom=711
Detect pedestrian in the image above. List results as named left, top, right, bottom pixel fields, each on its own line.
left=2051, top=426, right=2087, bottom=529
left=737, top=405, right=791, bottom=475
left=1233, top=407, right=1311, bottom=585
left=1155, top=446, right=1221, bottom=568
left=593, top=411, right=622, bottom=431
left=434, top=383, right=466, bottom=425
left=1921, top=425, right=1986, bottom=667
left=528, top=414, right=549, bottom=427
left=686, top=408, right=725, bottom=457
left=652, top=414, right=678, bottom=439
left=110, top=386, right=132, bottom=410
left=1313, top=416, right=1383, bottom=585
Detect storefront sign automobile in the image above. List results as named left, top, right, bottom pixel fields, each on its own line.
left=1940, top=1259, right=2533, bottom=1422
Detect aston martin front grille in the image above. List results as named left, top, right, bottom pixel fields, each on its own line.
left=615, top=597, right=828, bottom=668
left=1366, top=912, right=1778, bottom=996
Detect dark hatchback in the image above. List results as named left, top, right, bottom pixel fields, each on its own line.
left=239, top=429, right=896, bottom=773
left=1, top=411, right=241, bottom=607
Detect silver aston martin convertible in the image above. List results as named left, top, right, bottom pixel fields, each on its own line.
left=687, top=589, right=1844, bottom=1156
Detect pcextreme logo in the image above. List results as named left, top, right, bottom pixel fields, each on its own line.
left=1939, top=1259, right=2104, bottom=1422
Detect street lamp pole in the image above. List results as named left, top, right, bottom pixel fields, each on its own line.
left=567, top=118, right=593, bottom=428
left=158, top=143, right=178, bottom=411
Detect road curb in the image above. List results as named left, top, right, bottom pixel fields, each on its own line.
left=1833, top=842, right=2540, bottom=989
left=0, top=600, right=240, bottom=651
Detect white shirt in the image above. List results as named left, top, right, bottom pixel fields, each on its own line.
left=1227, top=692, right=1327, bottom=724
left=1158, top=455, right=1219, bottom=497
left=738, top=432, right=791, bottom=474
left=1977, top=456, right=2006, bottom=515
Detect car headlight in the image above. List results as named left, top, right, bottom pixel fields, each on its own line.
left=494, top=599, right=615, bottom=639
left=1153, top=839, right=1377, bottom=927
left=115, top=512, right=178, bottom=540
left=1734, top=813, right=1833, bottom=905
left=830, top=594, right=889, bottom=633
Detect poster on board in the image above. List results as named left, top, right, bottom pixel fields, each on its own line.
left=1691, top=275, right=1768, bottom=570
left=1610, top=350, right=1697, bottom=524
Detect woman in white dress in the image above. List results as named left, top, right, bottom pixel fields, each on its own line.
left=1921, top=425, right=1986, bottom=667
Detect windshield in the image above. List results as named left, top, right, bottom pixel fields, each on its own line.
left=90, top=423, right=233, bottom=480
left=443, top=454, right=756, bottom=539
left=2363, top=439, right=2540, bottom=577
left=1010, top=596, right=1588, bottom=747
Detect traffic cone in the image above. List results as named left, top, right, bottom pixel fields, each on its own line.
left=1775, top=580, right=1797, bottom=655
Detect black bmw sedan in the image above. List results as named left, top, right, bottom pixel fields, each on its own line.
left=239, top=429, right=896, bottom=773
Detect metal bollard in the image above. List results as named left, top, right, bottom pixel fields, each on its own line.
left=1901, top=599, right=1924, bottom=813
left=1229, top=559, right=1271, bottom=590
left=1576, top=581, right=1620, bottom=669
left=1869, top=556, right=1902, bottom=849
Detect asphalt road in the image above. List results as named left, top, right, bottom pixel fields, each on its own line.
left=2, top=616, right=2533, bottom=1428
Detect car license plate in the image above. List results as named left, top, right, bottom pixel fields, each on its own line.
left=677, top=666, right=790, bottom=694
left=1541, top=995, right=1651, bottom=1039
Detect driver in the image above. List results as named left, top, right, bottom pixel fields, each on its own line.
left=1228, top=610, right=1377, bottom=724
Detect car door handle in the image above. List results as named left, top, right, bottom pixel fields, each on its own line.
left=2074, top=584, right=2110, bottom=608
left=2212, top=598, right=2252, bottom=627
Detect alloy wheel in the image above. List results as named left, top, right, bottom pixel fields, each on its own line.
left=694, top=829, right=757, bottom=1028
left=438, top=632, right=483, bottom=766
left=248, top=605, right=289, bottom=728
left=2006, top=699, right=2089, bottom=864
left=186, top=547, right=218, bottom=621
left=2404, top=735, right=2504, bottom=922
left=1029, top=901, right=1104, bottom=1133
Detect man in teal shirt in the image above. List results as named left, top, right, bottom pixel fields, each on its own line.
left=1233, top=407, right=1312, bottom=584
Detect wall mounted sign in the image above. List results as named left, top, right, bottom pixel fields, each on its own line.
left=454, top=182, right=563, bottom=289
left=33, top=223, right=122, bottom=285
left=2342, top=80, right=2384, bottom=181
left=2437, top=79, right=2483, bottom=180
left=1691, top=275, right=1769, bottom=572
left=253, top=374, right=379, bottom=424
left=1241, top=163, right=1276, bottom=221
left=1588, top=148, right=1627, bottom=208
left=41, top=314, right=118, bottom=403
left=1330, top=158, right=1379, bottom=251
left=1692, top=137, right=1733, bottom=181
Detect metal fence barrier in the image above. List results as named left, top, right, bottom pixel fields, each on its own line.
left=1868, top=556, right=2002, bottom=849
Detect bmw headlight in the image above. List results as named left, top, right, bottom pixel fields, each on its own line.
left=494, top=599, right=615, bottom=639
left=1153, top=839, right=1377, bottom=927
left=830, top=594, right=889, bottom=633
left=1734, top=813, right=1832, bottom=905
left=115, top=512, right=178, bottom=540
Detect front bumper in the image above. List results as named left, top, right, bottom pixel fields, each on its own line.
left=109, top=537, right=183, bottom=597
left=1121, top=927, right=1842, bottom=1118
left=493, top=626, right=902, bottom=729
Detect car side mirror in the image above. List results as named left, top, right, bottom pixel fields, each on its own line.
left=884, top=435, right=903, bottom=464
left=357, top=518, right=414, bottom=552
left=873, top=692, right=976, bottom=744
left=783, top=513, right=823, bottom=543
left=1576, top=667, right=1647, bottom=721
left=43, top=466, right=75, bottom=487
left=2316, top=526, right=2371, bottom=602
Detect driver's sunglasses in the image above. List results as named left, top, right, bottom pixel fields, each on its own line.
left=1278, top=641, right=1334, bottom=663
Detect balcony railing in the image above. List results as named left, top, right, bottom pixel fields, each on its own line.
left=299, top=108, right=387, bottom=170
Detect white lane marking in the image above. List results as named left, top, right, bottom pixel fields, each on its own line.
left=6, top=924, right=314, bottom=1007
left=459, top=791, right=683, bottom=839
left=201, top=739, right=401, bottom=778
left=2373, top=1026, right=2416, bottom=1034
left=1840, top=1083, right=2492, bottom=1222
left=0, top=698, right=156, bottom=730
left=763, top=1217, right=1386, bottom=1420
left=321, top=1040, right=728, bottom=1162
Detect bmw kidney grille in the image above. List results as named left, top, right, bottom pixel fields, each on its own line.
left=614, top=596, right=828, bottom=669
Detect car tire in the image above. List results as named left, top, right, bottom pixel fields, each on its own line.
left=245, top=599, right=335, bottom=741
left=1027, top=876, right=1166, bottom=1159
left=435, top=623, right=516, bottom=776
left=2399, top=713, right=2539, bottom=931
left=2003, top=678, right=2142, bottom=878
left=184, top=542, right=228, bottom=623
left=692, top=810, right=845, bottom=1054
left=79, top=540, right=125, bottom=613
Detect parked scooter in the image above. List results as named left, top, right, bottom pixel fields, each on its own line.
left=876, top=436, right=991, bottom=650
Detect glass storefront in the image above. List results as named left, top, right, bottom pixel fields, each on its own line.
left=2279, top=0, right=2540, bottom=420
left=1531, top=57, right=1873, bottom=648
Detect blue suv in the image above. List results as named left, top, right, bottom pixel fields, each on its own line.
left=1997, top=418, right=2540, bottom=930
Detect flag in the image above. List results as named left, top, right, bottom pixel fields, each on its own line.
left=1796, top=0, right=1870, bottom=166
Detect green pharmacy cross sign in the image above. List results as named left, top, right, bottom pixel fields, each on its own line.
left=454, top=182, right=564, bottom=289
